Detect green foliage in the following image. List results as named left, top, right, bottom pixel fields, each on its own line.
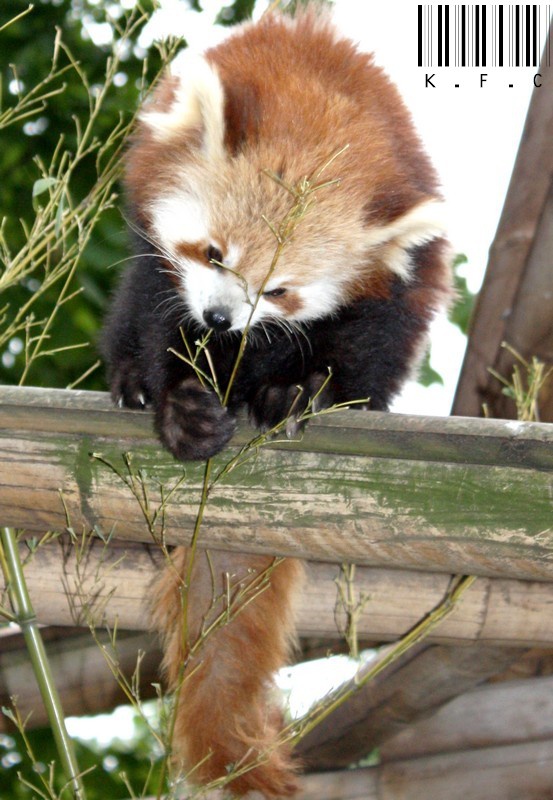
left=418, top=350, right=444, bottom=387
left=0, top=0, right=146, bottom=389
left=449, top=253, right=476, bottom=336
left=216, top=0, right=257, bottom=25
left=0, top=711, right=162, bottom=800
left=419, top=254, right=477, bottom=388
left=283, top=0, right=334, bottom=15
left=0, top=0, right=254, bottom=391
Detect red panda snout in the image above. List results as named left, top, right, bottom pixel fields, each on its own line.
left=203, top=305, right=232, bottom=332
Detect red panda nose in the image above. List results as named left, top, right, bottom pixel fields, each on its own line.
left=203, top=307, right=232, bottom=332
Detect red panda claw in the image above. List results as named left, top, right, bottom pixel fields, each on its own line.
left=285, top=416, right=301, bottom=438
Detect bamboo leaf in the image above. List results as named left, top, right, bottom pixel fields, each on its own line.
left=32, top=176, right=58, bottom=201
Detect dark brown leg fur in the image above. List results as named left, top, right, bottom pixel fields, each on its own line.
left=151, top=547, right=303, bottom=797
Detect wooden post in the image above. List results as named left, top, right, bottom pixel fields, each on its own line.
left=452, top=36, right=553, bottom=420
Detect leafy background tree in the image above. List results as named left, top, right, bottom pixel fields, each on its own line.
left=1, top=716, right=163, bottom=799
left=0, top=0, right=258, bottom=391
left=3, top=0, right=134, bottom=389
left=0, top=3, right=256, bottom=796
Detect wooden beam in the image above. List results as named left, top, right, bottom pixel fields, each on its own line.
left=0, top=631, right=159, bottom=733
left=489, top=178, right=553, bottom=419
left=380, top=740, right=553, bottom=799
left=139, top=770, right=380, bottom=800
left=294, top=643, right=524, bottom=771
left=488, top=648, right=553, bottom=682
left=1, top=387, right=553, bottom=581
left=452, top=39, right=553, bottom=420
left=5, top=538, right=553, bottom=647
left=243, top=769, right=379, bottom=800
left=381, top=675, right=553, bottom=762
left=137, top=747, right=553, bottom=800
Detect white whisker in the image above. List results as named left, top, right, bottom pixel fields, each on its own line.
left=105, top=252, right=163, bottom=272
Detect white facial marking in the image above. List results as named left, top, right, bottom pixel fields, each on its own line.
left=295, top=279, right=344, bottom=322
left=150, top=192, right=209, bottom=249
left=182, top=260, right=254, bottom=330
left=364, top=199, right=448, bottom=278
left=141, top=52, right=226, bottom=161
left=225, top=243, right=242, bottom=271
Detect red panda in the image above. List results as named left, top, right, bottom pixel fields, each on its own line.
left=102, top=3, right=451, bottom=797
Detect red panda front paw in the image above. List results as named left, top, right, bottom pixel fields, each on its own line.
left=156, top=377, right=236, bottom=461
left=249, top=372, right=333, bottom=436
left=109, top=358, right=151, bottom=409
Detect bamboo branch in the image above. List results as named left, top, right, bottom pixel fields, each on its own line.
left=0, top=527, right=86, bottom=799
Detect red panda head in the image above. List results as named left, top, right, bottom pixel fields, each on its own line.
left=126, top=14, right=448, bottom=334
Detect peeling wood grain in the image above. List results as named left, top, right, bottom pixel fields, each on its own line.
left=1, top=387, right=552, bottom=581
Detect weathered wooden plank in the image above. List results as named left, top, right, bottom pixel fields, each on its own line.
left=381, top=675, right=553, bottom=762
left=1, top=385, right=552, bottom=467
left=138, top=747, right=553, bottom=800
left=281, top=769, right=378, bottom=800
left=6, top=539, right=553, bottom=648
left=1, top=387, right=552, bottom=581
left=295, top=643, right=524, bottom=772
left=140, top=769, right=380, bottom=800
left=489, top=648, right=553, bottom=682
left=380, top=740, right=553, bottom=800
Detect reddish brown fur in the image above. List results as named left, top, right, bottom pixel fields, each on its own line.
left=205, top=9, right=436, bottom=232
left=125, top=5, right=442, bottom=302
left=406, top=238, right=452, bottom=322
left=174, top=241, right=209, bottom=264
left=266, top=290, right=304, bottom=317
left=125, top=125, right=204, bottom=219
left=347, top=265, right=394, bottom=302
left=151, top=548, right=303, bottom=796
left=129, top=7, right=450, bottom=798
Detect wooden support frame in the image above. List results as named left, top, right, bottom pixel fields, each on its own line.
left=1, top=384, right=553, bottom=783
left=295, top=642, right=525, bottom=771
left=0, top=630, right=159, bottom=732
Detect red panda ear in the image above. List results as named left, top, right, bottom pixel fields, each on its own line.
left=362, top=199, right=448, bottom=279
left=140, top=52, right=226, bottom=163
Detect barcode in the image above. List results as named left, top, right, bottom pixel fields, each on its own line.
left=418, top=4, right=552, bottom=67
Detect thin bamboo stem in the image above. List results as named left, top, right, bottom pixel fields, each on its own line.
left=0, top=527, right=86, bottom=799
left=290, top=574, right=478, bottom=742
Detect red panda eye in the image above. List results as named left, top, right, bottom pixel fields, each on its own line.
left=263, top=287, right=287, bottom=299
left=206, top=245, right=223, bottom=265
